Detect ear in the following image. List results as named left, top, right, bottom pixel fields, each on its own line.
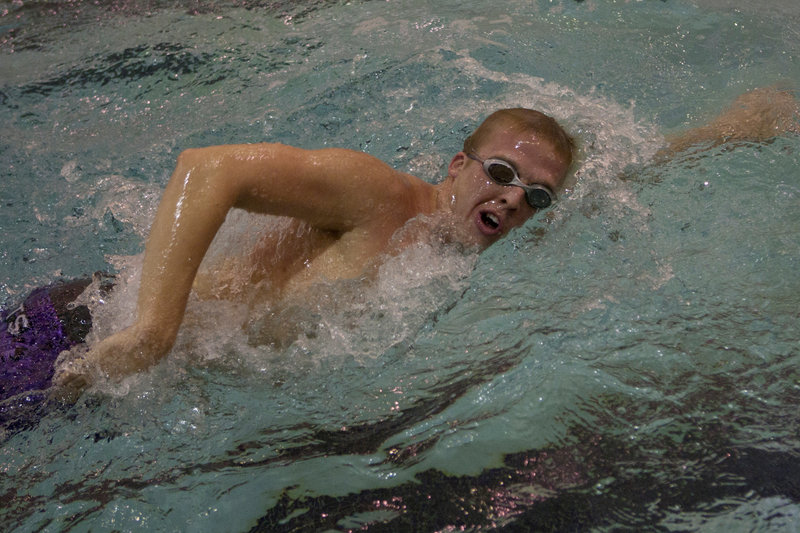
left=448, top=152, right=467, bottom=178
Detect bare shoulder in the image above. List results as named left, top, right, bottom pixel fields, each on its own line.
left=288, top=146, right=439, bottom=221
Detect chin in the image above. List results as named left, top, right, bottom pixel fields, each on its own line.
left=469, top=232, right=499, bottom=251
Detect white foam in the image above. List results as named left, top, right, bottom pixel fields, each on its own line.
left=73, top=209, right=478, bottom=391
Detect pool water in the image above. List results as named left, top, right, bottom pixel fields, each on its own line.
left=2, top=0, right=799, bottom=531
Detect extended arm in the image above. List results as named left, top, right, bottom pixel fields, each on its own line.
left=661, top=87, right=799, bottom=157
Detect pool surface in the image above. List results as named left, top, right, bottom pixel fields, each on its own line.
left=2, top=0, right=799, bottom=531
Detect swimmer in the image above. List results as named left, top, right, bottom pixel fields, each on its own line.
left=5, top=87, right=795, bottom=401
left=48, top=107, right=572, bottom=397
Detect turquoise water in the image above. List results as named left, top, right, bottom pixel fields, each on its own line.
left=2, top=0, right=800, bottom=531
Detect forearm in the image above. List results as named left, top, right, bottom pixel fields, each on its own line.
left=130, top=148, right=238, bottom=353
left=53, top=151, right=238, bottom=389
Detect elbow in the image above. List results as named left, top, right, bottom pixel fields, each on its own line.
left=166, top=147, right=235, bottom=208
left=168, top=148, right=209, bottom=192
left=171, top=145, right=240, bottom=195
left=174, top=147, right=212, bottom=173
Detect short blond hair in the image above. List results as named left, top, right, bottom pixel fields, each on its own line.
left=464, top=108, right=574, bottom=167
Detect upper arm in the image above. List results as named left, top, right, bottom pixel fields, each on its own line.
left=181, top=143, right=418, bottom=232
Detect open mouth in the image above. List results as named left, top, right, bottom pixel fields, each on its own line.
left=482, top=212, right=499, bottom=229
left=479, top=211, right=501, bottom=233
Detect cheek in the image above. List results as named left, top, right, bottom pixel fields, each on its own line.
left=458, top=177, right=495, bottom=203
left=453, top=179, right=480, bottom=210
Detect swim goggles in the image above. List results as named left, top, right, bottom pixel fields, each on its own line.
left=467, top=153, right=555, bottom=209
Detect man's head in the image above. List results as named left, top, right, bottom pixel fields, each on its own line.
left=464, top=108, right=574, bottom=175
left=446, top=108, right=574, bottom=249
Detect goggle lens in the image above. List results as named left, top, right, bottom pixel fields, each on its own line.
left=526, top=187, right=552, bottom=209
left=486, top=162, right=516, bottom=184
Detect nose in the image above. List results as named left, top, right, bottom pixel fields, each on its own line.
left=498, top=185, right=527, bottom=209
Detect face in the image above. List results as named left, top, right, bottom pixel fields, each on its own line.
left=447, top=129, right=569, bottom=249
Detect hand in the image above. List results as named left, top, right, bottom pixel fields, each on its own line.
left=50, top=324, right=166, bottom=402
left=50, top=347, right=95, bottom=403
